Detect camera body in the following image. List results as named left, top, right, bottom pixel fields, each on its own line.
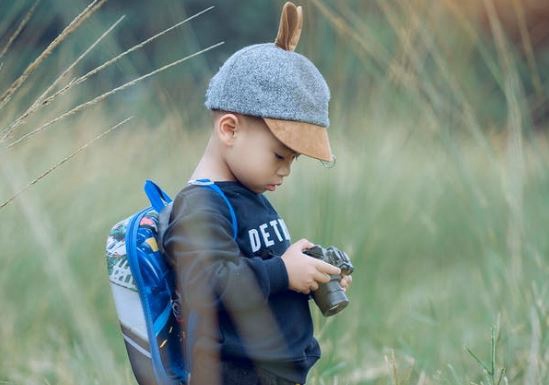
left=303, top=245, right=353, bottom=316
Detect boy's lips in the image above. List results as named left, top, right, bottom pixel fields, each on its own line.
left=266, top=183, right=281, bottom=191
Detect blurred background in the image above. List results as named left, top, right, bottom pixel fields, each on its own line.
left=0, top=0, right=548, bottom=384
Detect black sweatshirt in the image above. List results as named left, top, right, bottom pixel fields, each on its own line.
left=162, top=181, right=320, bottom=384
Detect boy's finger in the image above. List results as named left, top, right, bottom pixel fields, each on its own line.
left=340, top=276, right=351, bottom=289
left=315, top=260, right=340, bottom=275
left=313, top=270, right=331, bottom=284
left=339, top=275, right=352, bottom=284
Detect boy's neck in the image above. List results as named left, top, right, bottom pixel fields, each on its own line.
left=190, top=138, right=236, bottom=182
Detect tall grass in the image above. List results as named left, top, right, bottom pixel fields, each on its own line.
left=1, top=0, right=548, bottom=384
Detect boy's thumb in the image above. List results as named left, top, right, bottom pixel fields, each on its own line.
left=296, top=238, right=315, bottom=250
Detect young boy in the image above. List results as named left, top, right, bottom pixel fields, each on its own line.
left=162, top=3, right=351, bottom=385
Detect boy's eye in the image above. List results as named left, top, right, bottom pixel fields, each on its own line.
left=274, top=153, right=284, bottom=160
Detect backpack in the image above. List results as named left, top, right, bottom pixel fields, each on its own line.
left=105, top=179, right=237, bottom=385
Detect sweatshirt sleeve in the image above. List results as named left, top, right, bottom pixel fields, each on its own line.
left=162, top=188, right=289, bottom=312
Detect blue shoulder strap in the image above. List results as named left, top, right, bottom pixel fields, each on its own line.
left=188, top=178, right=238, bottom=240
left=144, top=179, right=238, bottom=240
left=144, top=180, right=172, bottom=212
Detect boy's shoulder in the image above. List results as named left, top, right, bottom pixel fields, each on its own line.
left=170, top=181, right=255, bottom=228
left=173, top=181, right=254, bottom=205
left=172, top=182, right=231, bottom=213
left=171, top=181, right=277, bottom=228
left=175, top=181, right=267, bottom=203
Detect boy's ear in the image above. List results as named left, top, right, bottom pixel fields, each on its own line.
left=216, top=113, right=239, bottom=145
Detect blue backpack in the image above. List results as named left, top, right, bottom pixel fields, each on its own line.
left=105, top=179, right=237, bottom=385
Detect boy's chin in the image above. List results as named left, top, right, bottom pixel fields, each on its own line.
left=239, top=181, right=265, bottom=194
left=248, top=184, right=276, bottom=194
left=238, top=179, right=279, bottom=194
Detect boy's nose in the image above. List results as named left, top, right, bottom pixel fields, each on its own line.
left=277, top=163, right=291, bottom=177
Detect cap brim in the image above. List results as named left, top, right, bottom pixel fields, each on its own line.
left=263, top=118, right=333, bottom=162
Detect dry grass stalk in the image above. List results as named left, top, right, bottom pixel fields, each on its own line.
left=309, top=0, right=389, bottom=70
left=309, top=0, right=438, bottom=123
left=524, top=306, right=541, bottom=385
left=8, top=41, right=224, bottom=148
left=482, top=0, right=526, bottom=286
left=0, top=116, right=132, bottom=210
left=509, top=0, right=543, bottom=99
left=0, top=0, right=106, bottom=111
left=310, top=0, right=434, bottom=95
left=0, top=0, right=41, bottom=61
left=1, top=15, right=125, bottom=141
left=63, top=5, right=215, bottom=88
left=1, top=6, right=214, bottom=141
left=336, top=1, right=393, bottom=65
left=311, top=0, right=501, bottom=169
left=385, top=350, right=400, bottom=385
left=390, top=1, right=495, bottom=161
left=440, top=0, right=503, bottom=87
left=416, top=371, right=427, bottom=385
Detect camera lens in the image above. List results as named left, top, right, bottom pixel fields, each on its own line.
left=313, top=279, right=349, bottom=317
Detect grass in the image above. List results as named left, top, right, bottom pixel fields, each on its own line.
left=1, top=0, right=548, bottom=384
left=1, top=114, right=547, bottom=385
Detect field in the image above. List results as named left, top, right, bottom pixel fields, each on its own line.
left=1, top=1, right=548, bottom=384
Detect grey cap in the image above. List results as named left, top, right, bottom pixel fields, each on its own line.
left=204, top=42, right=333, bottom=162
left=205, top=42, right=330, bottom=127
left=205, top=2, right=334, bottom=162
left=203, top=2, right=333, bottom=162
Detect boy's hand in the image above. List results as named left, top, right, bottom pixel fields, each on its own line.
left=339, top=274, right=352, bottom=292
left=281, top=239, right=341, bottom=294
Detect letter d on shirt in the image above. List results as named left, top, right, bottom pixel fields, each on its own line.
left=249, top=229, right=261, bottom=252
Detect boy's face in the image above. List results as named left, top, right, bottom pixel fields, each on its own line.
left=226, top=115, right=298, bottom=194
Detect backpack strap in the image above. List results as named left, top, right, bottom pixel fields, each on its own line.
left=188, top=178, right=238, bottom=240
left=144, top=180, right=172, bottom=212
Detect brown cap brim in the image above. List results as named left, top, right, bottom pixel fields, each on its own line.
left=263, top=118, right=333, bottom=162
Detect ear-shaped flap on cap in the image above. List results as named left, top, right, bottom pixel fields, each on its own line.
left=274, top=2, right=303, bottom=51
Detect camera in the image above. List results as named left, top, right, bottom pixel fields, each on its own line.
left=303, top=245, right=353, bottom=317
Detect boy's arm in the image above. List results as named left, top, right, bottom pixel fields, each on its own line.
left=162, top=189, right=288, bottom=312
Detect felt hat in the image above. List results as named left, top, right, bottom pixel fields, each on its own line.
left=205, top=2, right=334, bottom=162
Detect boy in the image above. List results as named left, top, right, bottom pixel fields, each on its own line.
left=162, top=3, right=351, bottom=385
